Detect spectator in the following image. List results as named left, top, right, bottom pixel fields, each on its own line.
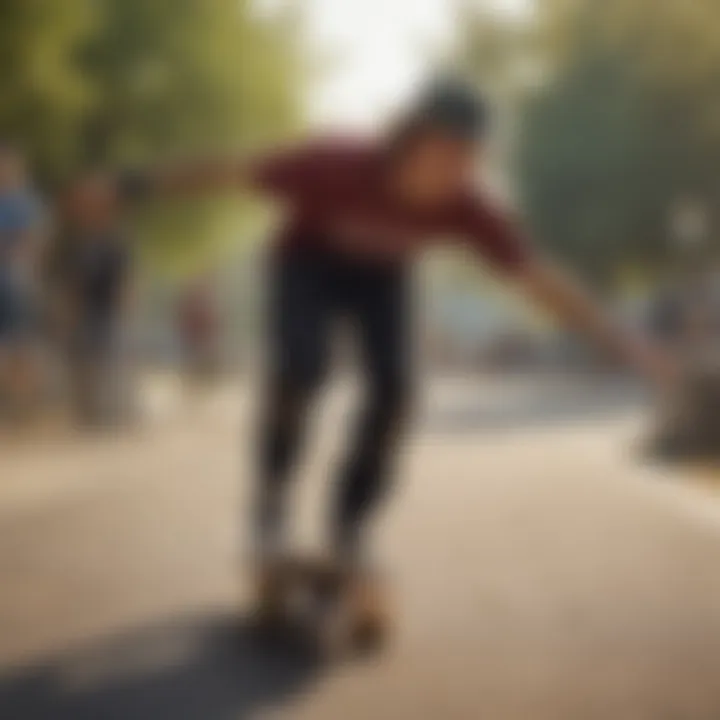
left=0, top=144, right=45, bottom=424
left=50, top=174, right=134, bottom=429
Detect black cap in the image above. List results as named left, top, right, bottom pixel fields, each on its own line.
left=409, top=78, right=490, bottom=141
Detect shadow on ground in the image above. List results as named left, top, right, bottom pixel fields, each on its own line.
left=0, top=614, right=323, bottom=720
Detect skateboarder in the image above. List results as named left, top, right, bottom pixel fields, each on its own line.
left=63, top=79, right=675, bottom=617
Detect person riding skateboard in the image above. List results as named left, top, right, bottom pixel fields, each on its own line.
left=62, top=78, right=675, bottom=623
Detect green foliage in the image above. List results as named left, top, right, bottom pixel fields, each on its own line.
left=81, top=0, right=304, bottom=165
left=0, top=0, right=95, bottom=182
left=0, top=0, right=305, bottom=271
left=457, top=0, right=720, bottom=287
left=82, top=0, right=306, bottom=274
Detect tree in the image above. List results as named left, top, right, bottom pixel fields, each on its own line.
left=81, top=0, right=305, bottom=165
left=0, top=0, right=95, bottom=182
left=0, top=0, right=307, bottom=271
left=456, top=0, right=720, bottom=287
left=79, top=0, right=308, bottom=272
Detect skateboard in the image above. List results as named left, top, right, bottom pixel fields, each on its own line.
left=250, top=554, right=389, bottom=658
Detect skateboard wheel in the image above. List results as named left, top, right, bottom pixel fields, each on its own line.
left=352, top=607, right=388, bottom=654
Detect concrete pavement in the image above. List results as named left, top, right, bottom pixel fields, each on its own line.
left=1, top=376, right=720, bottom=719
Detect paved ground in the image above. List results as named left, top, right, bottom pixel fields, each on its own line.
left=2, top=375, right=720, bottom=720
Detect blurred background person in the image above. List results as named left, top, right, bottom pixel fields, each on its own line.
left=50, top=174, right=135, bottom=430
left=177, top=274, right=221, bottom=391
left=0, top=143, right=45, bottom=426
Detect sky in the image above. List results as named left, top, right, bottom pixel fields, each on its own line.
left=301, top=0, right=531, bottom=129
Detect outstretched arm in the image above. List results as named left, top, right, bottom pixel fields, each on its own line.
left=58, top=152, right=270, bottom=231
left=516, top=257, right=676, bottom=386
left=120, top=137, right=332, bottom=202
left=56, top=156, right=252, bottom=232
left=458, top=194, right=677, bottom=386
left=120, top=156, right=252, bottom=200
left=61, top=139, right=325, bottom=228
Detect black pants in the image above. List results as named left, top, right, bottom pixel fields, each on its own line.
left=258, top=246, right=412, bottom=560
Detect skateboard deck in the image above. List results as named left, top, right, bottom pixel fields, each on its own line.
left=250, top=554, right=389, bottom=658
